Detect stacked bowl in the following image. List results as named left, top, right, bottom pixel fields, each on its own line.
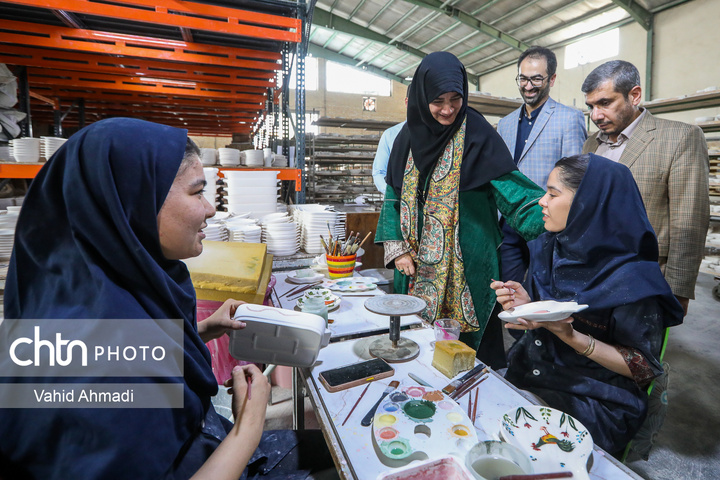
left=260, top=213, right=299, bottom=256
left=203, top=168, right=220, bottom=209
left=200, top=148, right=217, bottom=166
left=292, top=205, right=346, bottom=254
left=0, top=145, right=11, bottom=161
left=227, top=224, right=262, bottom=243
left=0, top=206, right=20, bottom=261
left=202, top=223, right=228, bottom=241
left=9, top=137, right=41, bottom=163
left=243, top=149, right=264, bottom=166
left=272, top=154, right=288, bottom=167
left=41, top=137, right=67, bottom=161
left=218, top=148, right=241, bottom=166
left=222, top=170, right=280, bottom=219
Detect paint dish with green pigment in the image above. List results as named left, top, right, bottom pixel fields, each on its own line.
left=402, top=400, right=436, bottom=421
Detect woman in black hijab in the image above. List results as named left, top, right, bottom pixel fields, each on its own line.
left=375, top=52, right=546, bottom=367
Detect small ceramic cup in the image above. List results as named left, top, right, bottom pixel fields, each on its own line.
left=465, top=440, right=533, bottom=480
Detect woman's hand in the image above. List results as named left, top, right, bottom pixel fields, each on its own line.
left=490, top=280, right=530, bottom=310
left=191, top=366, right=270, bottom=479
left=224, top=364, right=270, bottom=427
left=503, top=316, right=575, bottom=339
left=394, top=253, right=416, bottom=276
left=197, top=298, right=246, bottom=343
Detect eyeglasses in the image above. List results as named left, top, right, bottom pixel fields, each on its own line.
left=516, top=75, right=549, bottom=87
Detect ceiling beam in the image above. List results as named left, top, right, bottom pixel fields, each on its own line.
left=0, top=46, right=276, bottom=88
left=51, top=9, right=84, bottom=28
left=610, top=0, right=653, bottom=30
left=402, top=0, right=529, bottom=52
left=3, top=0, right=301, bottom=43
left=312, top=8, right=427, bottom=60
left=0, top=20, right=282, bottom=70
left=307, top=44, right=410, bottom=85
left=477, top=17, right=635, bottom=76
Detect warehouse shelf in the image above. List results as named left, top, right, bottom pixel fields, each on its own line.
left=641, top=89, right=720, bottom=115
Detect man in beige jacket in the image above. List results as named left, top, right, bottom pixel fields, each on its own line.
left=581, top=60, right=709, bottom=315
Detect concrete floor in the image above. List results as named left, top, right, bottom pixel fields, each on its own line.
left=218, top=272, right=720, bottom=479
left=625, top=272, right=720, bottom=480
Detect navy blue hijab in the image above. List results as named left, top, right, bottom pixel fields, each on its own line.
left=527, top=154, right=683, bottom=327
left=2, top=118, right=218, bottom=477
left=386, top=52, right=516, bottom=195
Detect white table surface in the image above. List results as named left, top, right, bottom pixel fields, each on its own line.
left=271, top=271, right=422, bottom=340
left=303, top=328, right=643, bottom=480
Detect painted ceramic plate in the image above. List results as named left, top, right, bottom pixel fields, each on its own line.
left=287, top=269, right=325, bottom=284
left=296, top=292, right=341, bottom=312
left=498, top=301, right=588, bottom=324
left=321, top=277, right=379, bottom=292
left=500, top=406, right=593, bottom=480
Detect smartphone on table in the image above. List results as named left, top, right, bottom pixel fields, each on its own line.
left=319, top=358, right=394, bottom=393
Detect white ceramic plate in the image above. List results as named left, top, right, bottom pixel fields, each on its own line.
left=498, top=301, right=588, bottom=324
left=500, top=405, right=593, bottom=480
left=287, top=270, right=325, bottom=284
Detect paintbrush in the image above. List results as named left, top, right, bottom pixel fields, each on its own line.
left=441, top=363, right=487, bottom=395
left=451, top=373, right=488, bottom=400
left=320, top=235, right=329, bottom=254
left=286, top=282, right=323, bottom=300
left=341, top=382, right=371, bottom=427
left=472, top=388, right=479, bottom=423
left=357, top=231, right=373, bottom=250
left=360, top=380, right=400, bottom=427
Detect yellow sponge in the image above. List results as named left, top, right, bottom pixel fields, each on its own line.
left=432, top=340, right=476, bottom=378
left=183, top=241, right=267, bottom=293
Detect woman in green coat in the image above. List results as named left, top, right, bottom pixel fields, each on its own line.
left=376, top=52, right=545, bottom=368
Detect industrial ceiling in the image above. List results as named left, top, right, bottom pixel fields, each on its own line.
left=0, top=0, right=696, bottom=136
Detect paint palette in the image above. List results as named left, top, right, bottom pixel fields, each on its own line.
left=372, top=386, right=478, bottom=463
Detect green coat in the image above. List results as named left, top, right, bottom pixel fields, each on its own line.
left=375, top=170, right=546, bottom=348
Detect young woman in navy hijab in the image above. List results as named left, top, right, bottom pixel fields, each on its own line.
left=0, top=118, right=330, bottom=479
left=492, top=154, right=683, bottom=454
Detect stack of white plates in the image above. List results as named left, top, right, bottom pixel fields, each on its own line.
left=0, top=206, right=20, bottom=260
left=218, top=148, right=241, bottom=166
left=9, top=137, right=41, bottom=163
left=272, top=154, right=288, bottom=167
left=260, top=213, right=299, bottom=256
left=203, top=168, right=219, bottom=208
left=222, top=170, right=280, bottom=218
left=227, top=224, right=262, bottom=243
left=0, top=145, right=11, bottom=161
left=202, top=223, right=228, bottom=241
left=200, top=148, right=217, bottom=166
left=243, top=149, right=264, bottom=166
left=40, top=136, right=67, bottom=161
left=293, top=205, right=346, bottom=254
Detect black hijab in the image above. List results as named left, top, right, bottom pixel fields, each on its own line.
left=2, top=118, right=218, bottom=477
left=386, top=51, right=516, bottom=195
left=527, top=154, right=683, bottom=327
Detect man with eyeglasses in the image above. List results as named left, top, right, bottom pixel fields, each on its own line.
left=581, top=60, right=709, bottom=316
left=497, top=46, right=587, bottom=284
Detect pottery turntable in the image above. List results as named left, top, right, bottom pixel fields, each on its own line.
left=364, top=294, right=427, bottom=363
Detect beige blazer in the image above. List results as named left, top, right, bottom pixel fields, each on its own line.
left=582, top=111, right=709, bottom=299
